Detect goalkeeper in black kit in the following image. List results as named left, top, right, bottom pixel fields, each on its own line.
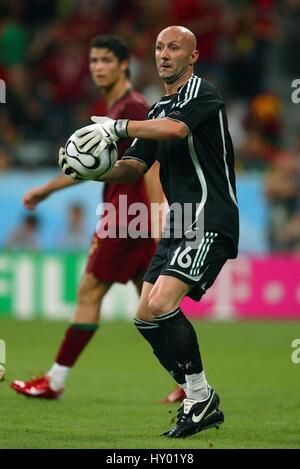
left=61, top=25, right=239, bottom=438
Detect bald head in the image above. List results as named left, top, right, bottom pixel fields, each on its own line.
left=157, top=26, right=197, bottom=54
left=155, top=25, right=199, bottom=87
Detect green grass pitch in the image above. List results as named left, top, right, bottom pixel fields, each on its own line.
left=0, top=318, right=299, bottom=449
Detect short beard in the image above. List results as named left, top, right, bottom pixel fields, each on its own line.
left=163, top=75, right=178, bottom=84
left=161, top=67, right=190, bottom=86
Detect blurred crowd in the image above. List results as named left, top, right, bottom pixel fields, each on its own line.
left=1, top=0, right=300, bottom=253
left=5, top=202, right=90, bottom=251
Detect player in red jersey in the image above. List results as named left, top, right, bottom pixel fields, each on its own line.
left=11, top=35, right=185, bottom=403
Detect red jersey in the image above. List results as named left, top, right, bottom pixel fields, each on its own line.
left=86, top=90, right=157, bottom=283
left=104, top=90, right=150, bottom=228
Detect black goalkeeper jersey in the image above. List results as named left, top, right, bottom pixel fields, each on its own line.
left=123, top=75, right=239, bottom=256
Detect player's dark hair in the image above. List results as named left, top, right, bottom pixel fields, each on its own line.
left=90, top=35, right=130, bottom=78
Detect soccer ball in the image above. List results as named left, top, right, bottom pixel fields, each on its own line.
left=64, top=133, right=118, bottom=179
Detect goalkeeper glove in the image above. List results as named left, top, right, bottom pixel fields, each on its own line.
left=75, top=116, right=129, bottom=156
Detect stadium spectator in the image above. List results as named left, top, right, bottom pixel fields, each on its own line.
left=265, top=149, right=298, bottom=251
left=245, top=94, right=282, bottom=145
left=58, top=203, right=90, bottom=250
left=67, top=25, right=239, bottom=438
left=169, top=0, right=223, bottom=82
left=5, top=65, right=49, bottom=140
left=225, top=2, right=277, bottom=98
left=266, top=133, right=300, bottom=252
left=0, top=145, right=12, bottom=171
left=0, top=3, right=28, bottom=67
left=1, top=0, right=296, bottom=174
left=60, top=0, right=112, bottom=45
left=235, top=93, right=282, bottom=171
left=6, top=214, right=40, bottom=250
left=278, top=213, right=300, bottom=253
left=280, top=0, right=300, bottom=77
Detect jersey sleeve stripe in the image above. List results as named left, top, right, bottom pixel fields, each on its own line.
left=148, top=108, right=155, bottom=119
left=178, top=77, right=202, bottom=108
left=148, top=102, right=160, bottom=119
left=181, top=76, right=194, bottom=107
left=178, top=76, right=196, bottom=108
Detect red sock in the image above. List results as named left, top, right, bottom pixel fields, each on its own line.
left=55, top=324, right=98, bottom=367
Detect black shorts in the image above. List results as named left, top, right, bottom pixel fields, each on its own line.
left=144, top=231, right=234, bottom=301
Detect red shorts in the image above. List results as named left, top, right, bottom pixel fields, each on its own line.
left=86, top=233, right=157, bottom=284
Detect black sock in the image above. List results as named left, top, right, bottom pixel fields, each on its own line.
left=155, top=308, right=203, bottom=375
left=134, top=318, right=186, bottom=385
